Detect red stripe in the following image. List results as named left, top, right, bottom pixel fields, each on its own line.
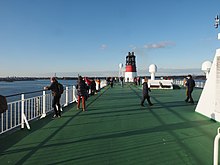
left=125, top=65, right=136, bottom=72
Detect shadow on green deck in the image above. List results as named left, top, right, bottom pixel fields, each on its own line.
left=0, top=84, right=220, bottom=165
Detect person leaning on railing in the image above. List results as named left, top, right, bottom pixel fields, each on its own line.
left=44, top=77, right=62, bottom=118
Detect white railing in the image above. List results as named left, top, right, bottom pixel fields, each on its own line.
left=0, top=85, right=77, bottom=135
left=195, top=81, right=206, bottom=88
left=0, top=79, right=108, bottom=135
left=214, top=127, right=220, bottom=165
left=173, top=79, right=206, bottom=88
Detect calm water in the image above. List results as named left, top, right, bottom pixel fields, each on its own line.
left=0, top=78, right=204, bottom=102
left=0, top=79, right=77, bottom=102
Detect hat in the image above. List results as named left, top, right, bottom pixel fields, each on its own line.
left=51, top=77, right=56, bottom=81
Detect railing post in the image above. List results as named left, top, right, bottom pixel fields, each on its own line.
left=21, top=94, right=30, bottom=129
left=72, top=86, right=74, bottom=102
left=65, top=86, right=68, bottom=106
left=73, top=86, right=78, bottom=102
left=214, top=127, right=220, bottom=165
left=41, top=91, right=46, bottom=118
left=21, top=94, right=25, bottom=129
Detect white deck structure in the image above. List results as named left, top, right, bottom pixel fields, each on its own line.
left=196, top=48, right=220, bottom=122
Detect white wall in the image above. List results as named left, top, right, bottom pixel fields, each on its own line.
left=195, top=49, right=220, bottom=121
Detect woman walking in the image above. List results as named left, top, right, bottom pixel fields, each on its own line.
left=76, top=76, right=88, bottom=111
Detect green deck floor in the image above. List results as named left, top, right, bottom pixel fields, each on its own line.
left=1, top=84, right=220, bottom=165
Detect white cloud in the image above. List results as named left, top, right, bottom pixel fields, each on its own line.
left=128, top=41, right=175, bottom=57
left=100, top=44, right=107, bottom=50
left=143, top=41, right=175, bottom=49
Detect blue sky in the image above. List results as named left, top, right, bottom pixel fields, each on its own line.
left=0, top=0, right=220, bottom=77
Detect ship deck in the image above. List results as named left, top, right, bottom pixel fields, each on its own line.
left=0, top=84, right=219, bottom=165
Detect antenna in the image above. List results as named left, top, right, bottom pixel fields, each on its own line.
left=215, top=14, right=220, bottom=40
left=214, top=14, right=219, bottom=29
left=118, top=63, right=123, bottom=77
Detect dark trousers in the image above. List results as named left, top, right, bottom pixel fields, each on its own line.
left=141, top=94, right=152, bottom=105
left=185, top=89, right=194, bottom=103
left=52, top=95, right=61, bottom=116
left=110, top=82, right=113, bottom=88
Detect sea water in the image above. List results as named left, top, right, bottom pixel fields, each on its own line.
left=0, top=79, right=77, bottom=102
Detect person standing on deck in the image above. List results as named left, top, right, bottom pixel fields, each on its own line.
left=96, top=78, right=101, bottom=91
left=76, top=76, right=88, bottom=111
left=110, top=77, right=114, bottom=88
left=120, top=76, right=124, bottom=87
left=90, top=79, right=96, bottom=95
left=141, top=77, right=153, bottom=107
left=44, top=77, right=61, bottom=118
left=185, top=74, right=195, bottom=104
left=137, top=77, right=141, bottom=86
left=84, top=77, right=91, bottom=96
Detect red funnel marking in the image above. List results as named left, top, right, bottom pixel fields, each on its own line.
left=126, top=65, right=136, bottom=72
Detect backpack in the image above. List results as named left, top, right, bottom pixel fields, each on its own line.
left=57, top=83, right=64, bottom=94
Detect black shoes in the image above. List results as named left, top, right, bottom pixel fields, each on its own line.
left=185, top=100, right=194, bottom=104
left=188, top=101, right=194, bottom=104
left=52, top=115, right=61, bottom=119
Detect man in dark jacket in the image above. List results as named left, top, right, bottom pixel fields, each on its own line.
left=141, top=77, right=153, bottom=107
left=44, top=77, right=61, bottom=118
left=185, top=74, right=195, bottom=104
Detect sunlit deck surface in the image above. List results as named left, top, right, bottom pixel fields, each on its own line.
left=0, top=84, right=220, bottom=165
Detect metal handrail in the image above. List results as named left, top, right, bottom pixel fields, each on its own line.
left=0, top=80, right=107, bottom=135
left=4, top=84, right=75, bottom=98
left=173, top=79, right=206, bottom=88
left=213, top=127, right=220, bottom=165
left=5, top=90, right=44, bottom=98
left=0, top=85, right=77, bottom=135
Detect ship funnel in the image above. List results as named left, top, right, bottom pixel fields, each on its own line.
left=124, top=52, right=137, bottom=82
left=149, top=64, right=157, bottom=80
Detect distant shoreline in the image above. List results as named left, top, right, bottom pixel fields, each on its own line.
left=0, top=75, right=206, bottom=82
left=0, top=77, right=77, bottom=82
